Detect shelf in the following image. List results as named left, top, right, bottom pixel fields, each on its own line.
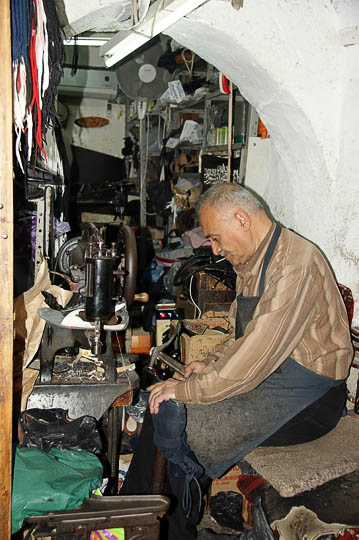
left=205, top=143, right=245, bottom=152
left=174, top=141, right=245, bottom=152
left=176, top=142, right=202, bottom=150
left=173, top=172, right=201, bottom=179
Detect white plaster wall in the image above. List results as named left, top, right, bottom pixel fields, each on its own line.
left=59, top=97, right=126, bottom=163
left=164, top=0, right=359, bottom=322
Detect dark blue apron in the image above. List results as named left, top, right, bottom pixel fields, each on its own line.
left=235, top=223, right=282, bottom=340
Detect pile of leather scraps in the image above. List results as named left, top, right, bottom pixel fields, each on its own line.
left=52, top=351, right=106, bottom=384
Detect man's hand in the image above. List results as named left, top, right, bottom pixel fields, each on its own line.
left=147, top=361, right=205, bottom=414
left=148, top=379, right=179, bottom=414
left=172, top=361, right=205, bottom=380
left=184, top=361, right=205, bottom=378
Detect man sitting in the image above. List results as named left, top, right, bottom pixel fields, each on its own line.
left=122, top=183, right=353, bottom=540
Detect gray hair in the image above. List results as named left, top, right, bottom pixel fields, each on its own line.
left=198, top=183, right=264, bottom=214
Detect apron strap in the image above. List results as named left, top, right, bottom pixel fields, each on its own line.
left=259, top=223, right=282, bottom=297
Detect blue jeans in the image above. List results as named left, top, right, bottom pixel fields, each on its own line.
left=151, top=358, right=346, bottom=480
left=151, top=396, right=203, bottom=517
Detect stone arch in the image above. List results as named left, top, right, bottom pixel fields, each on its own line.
left=165, top=0, right=359, bottom=316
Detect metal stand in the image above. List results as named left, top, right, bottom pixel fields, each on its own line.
left=25, top=495, right=170, bottom=540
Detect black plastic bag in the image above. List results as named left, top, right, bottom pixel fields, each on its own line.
left=19, top=408, right=103, bottom=454
left=198, top=498, right=276, bottom=540
left=209, top=491, right=243, bottom=531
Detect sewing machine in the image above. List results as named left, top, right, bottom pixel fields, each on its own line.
left=27, top=223, right=146, bottom=420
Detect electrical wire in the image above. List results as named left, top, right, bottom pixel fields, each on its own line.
left=157, top=113, right=163, bottom=151
left=131, top=0, right=139, bottom=25
left=150, top=0, right=163, bottom=39
left=189, top=274, right=201, bottom=318
left=130, top=0, right=163, bottom=39
left=181, top=49, right=195, bottom=77
left=43, top=185, right=53, bottom=259
left=114, top=331, right=124, bottom=364
left=143, top=110, right=150, bottom=181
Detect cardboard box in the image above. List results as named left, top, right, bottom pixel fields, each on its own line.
left=210, top=464, right=242, bottom=496
left=179, top=317, right=230, bottom=364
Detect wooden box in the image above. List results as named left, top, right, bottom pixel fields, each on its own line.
left=192, top=271, right=235, bottom=314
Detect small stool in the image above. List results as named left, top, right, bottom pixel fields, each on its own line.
left=25, top=494, right=170, bottom=540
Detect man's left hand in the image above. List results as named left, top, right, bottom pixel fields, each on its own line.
left=147, top=379, right=179, bottom=414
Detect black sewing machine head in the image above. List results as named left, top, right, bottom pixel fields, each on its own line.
left=35, top=223, right=138, bottom=384
left=55, top=222, right=137, bottom=315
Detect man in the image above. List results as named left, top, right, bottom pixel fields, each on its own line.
left=122, top=183, right=353, bottom=539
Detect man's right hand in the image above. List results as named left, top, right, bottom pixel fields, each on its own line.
left=183, top=361, right=205, bottom=378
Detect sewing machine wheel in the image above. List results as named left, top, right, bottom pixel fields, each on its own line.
left=122, top=225, right=137, bottom=305
left=56, top=236, right=83, bottom=274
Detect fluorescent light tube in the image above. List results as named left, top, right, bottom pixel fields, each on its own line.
left=100, top=0, right=208, bottom=68
left=64, top=38, right=109, bottom=47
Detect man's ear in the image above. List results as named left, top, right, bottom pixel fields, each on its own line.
left=233, top=209, right=251, bottom=231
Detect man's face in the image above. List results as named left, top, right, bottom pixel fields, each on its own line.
left=200, top=203, right=253, bottom=266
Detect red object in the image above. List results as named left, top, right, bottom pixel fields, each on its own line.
left=29, top=0, right=47, bottom=161
left=237, top=474, right=265, bottom=503
left=337, top=529, right=359, bottom=539
left=337, top=283, right=354, bottom=327
left=219, top=73, right=231, bottom=94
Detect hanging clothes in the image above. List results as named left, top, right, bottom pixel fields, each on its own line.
left=11, top=0, right=64, bottom=170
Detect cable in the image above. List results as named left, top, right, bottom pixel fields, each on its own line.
left=131, top=0, right=139, bottom=25
left=157, top=113, right=163, bottom=151
left=150, top=0, right=163, bottom=40
left=43, top=185, right=52, bottom=259
left=181, top=49, right=195, bottom=77
left=70, top=35, right=79, bottom=77
left=189, top=274, right=201, bottom=318
left=114, top=331, right=124, bottom=365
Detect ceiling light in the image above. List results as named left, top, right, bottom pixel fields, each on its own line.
left=100, top=0, right=208, bottom=68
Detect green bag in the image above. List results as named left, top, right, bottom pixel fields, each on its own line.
left=12, top=446, right=103, bottom=534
